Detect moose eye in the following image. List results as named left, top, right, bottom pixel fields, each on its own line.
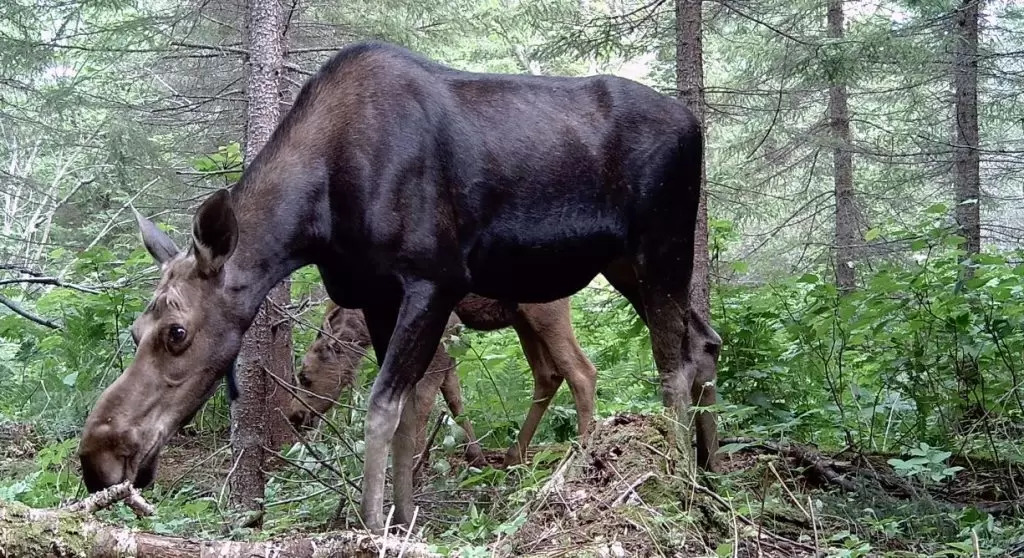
left=167, top=325, right=187, bottom=344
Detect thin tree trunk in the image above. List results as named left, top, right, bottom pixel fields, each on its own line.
left=675, top=0, right=710, bottom=322
left=828, top=0, right=857, bottom=293
left=229, top=0, right=293, bottom=520
left=676, top=0, right=718, bottom=469
left=953, top=0, right=981, bottom=257
left=952, top=0, right=983, bottom=418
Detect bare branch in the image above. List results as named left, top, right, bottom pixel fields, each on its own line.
left=0, top=294, right=59, bottom=329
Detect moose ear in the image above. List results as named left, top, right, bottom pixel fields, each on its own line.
left=136, top=210, right=180, bottom=266
left=192, top=189, right=238, bottom=277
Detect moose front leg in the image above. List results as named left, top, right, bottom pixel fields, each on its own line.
left=359, top=281, right=458, bottom=534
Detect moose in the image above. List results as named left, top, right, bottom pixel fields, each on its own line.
left=78, top=41, right=721, bottom=533
left=289, top=295, right=600, bottom=469
left=291, top=295, right=722, bottom=473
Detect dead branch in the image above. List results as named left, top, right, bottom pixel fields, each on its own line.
left=0, top=293, right=59, bottom=329
left=0, top=276, right=102, bottom=294
left=0, top=499, right=441, bottom=558
left=720, top=437, right=858, bottom=492
left=61, top=481, right=154, bottom=517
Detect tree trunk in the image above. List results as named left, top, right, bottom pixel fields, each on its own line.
left=953, top=0, right=981, bottom=257
left=0, top=500, right=440, bottom=558
left=828, top=0, right=857, bottom=293
left=229, top=0, right=293, bottom=519
left=675, top=0, right=710, bottom=324
left=676, top=0, right=718, bottom=469
left=952, top=0, right=983, bottom=418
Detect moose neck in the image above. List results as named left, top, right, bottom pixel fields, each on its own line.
left=221, top=150, right=329, bottom=326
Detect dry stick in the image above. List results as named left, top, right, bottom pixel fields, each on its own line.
left=397, top=506, right=420, bottom=558
left=62, top=480, right=154, bottom=518
left=0, top=293, right=59, bottom=328
left=268, top=448, right=350, bottom=498
left=684, top=478, right=817, bottom=553
left=611, top=471, right=657, bottom=508
left=165, top=442, right=231, bottom=493
left=767, top=461, right=811, bottom=520
left=731, top=512, right=740, bottom=558
left=808, top=495, right=820, bottom=557
left=379, top=506, right=396, bottom=558
left=413, top=413, right=446, bottom=479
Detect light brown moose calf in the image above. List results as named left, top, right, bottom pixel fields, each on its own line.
left=289, top=294, right=599, bottom=468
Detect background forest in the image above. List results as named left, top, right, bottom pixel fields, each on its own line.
left=1, top=0, right=1023, bottom=556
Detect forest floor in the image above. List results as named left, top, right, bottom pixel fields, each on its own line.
left=2, top=416, right=1023, bottom=557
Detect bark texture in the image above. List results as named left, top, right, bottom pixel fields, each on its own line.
left=675, top=0, right=718, bottom=469
left=0, top=501, right=439, bottom=558
left=953, top=0, right=981, bottom=257
left=229, top=0, right=293, bottom=519
left=952, top=0, right=983, bottom=415
left=828, top=0, right=858, bottom=292
left=675, top=0, right=710, bottom=322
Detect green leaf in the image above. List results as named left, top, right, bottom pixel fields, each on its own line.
left=864, top=228, right=880, bottom=241
left=61, top=371, right=78, bottom=387
left=797, top=273, right=819, bottom=284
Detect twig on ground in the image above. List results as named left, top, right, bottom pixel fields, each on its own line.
left=398, top=506, right=419, bottom=558
left=611, top=471, right=657, bottom=508
left=683, top=477, right=817, bottom=554
left=413, top=413, right=446, bottom=479
left=808, top=495, right=820, bottom=556
left=719, top=437, right=857, bottom=492
left=768, top=461, right=810, bottom=520
left=62, top=480, right=154, bottom=518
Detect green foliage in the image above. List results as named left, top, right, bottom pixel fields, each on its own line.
left=191, top=143, right=244, bottom=185
left=888, top=443, right=964, bottom=484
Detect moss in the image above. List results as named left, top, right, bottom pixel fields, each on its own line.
left=0, top=501, right=92, bottom=558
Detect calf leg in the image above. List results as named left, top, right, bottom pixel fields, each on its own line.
left=517, top=299, right=597, bottom=447
left=359, top=282, right=459, bottom=533
left=504, top=323, right=563, bottom=467
left=412, top=351, right=448, bottom=469
left=438, top=364, right=486, bottom=468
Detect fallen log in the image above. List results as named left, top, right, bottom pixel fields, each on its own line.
left=0, top=499, right=441, bottom=558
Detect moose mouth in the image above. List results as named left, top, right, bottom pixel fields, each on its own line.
left=81, top=439, right=162, bottom=494
left=133, top=444, right=161, bottom=490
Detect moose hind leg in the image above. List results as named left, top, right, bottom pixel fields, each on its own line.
left=359, top=282, right=458, bottom=533
left=504, top=322, right=562, bottom=467
left=411, top=352, right=447, bottom=478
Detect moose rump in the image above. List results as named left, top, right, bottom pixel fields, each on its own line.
left=78, top=42, right=713, bottom=535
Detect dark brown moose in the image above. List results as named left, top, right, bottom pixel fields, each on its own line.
left=288, top=295, right=600, bottom=468
left=79, top=41, right=721, bottom=533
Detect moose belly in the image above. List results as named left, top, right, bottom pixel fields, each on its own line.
left=465, top=222, right=625, bottom=303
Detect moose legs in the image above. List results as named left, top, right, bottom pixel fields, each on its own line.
left=504, top=300, right=598, bottom=466
left=413, top=349, right=486, bottom=469
left=360, top=282, right=459, bottom=533
left=603, top=257, right=722, bottom=472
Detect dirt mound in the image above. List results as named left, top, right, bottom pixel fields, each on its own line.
left=498, top=414, right=723, bottom=557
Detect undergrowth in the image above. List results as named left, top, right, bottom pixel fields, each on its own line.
left=1, top=212, right=1024, bottom=555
